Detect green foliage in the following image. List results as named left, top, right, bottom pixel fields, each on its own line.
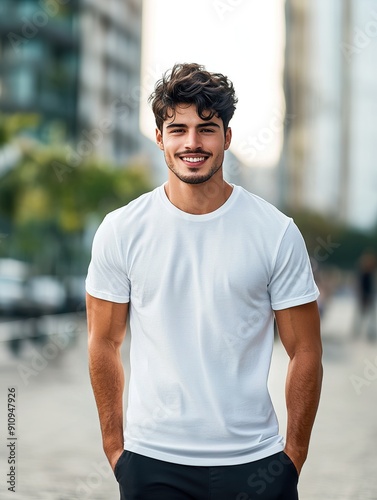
left=331, top=228, right=377, bottom=269
left=0, top=144, right=154, bottom=273
left=289, top=209, right=377, bottom=270
left=0, top=113, right=40, bottom=146
left=289, top=210, right=342, bottom=254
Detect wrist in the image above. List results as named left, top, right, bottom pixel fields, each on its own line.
left=103, top=438, right=124, bottom=454
left=107, top=447, right=125, bottom=471
left=283, top=446, right=307, bottom=475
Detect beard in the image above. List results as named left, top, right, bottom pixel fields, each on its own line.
left=165, top=153, right=224, bottom=185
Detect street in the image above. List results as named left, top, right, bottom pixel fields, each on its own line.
left=0, top=295, right=376, bottom=500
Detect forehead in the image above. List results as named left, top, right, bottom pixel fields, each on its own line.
left=164, top=104, right=222, bottom=127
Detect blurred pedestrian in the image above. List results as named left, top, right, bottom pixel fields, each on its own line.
left=86, top=63, right=323, bottom=500
left=354, top=249, right=377, bottom=341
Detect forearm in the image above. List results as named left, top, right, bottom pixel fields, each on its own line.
left=285, top=351, right=323, bottom=469
left=88, top=338, right=125, bottom=456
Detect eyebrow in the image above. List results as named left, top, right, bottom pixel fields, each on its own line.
left=165, top=122, right=221, bottom=129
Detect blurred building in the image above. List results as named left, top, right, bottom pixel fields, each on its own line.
left=280, top=0, right=377, bottom=230
left=77, top=0, right=142, bottom=162
left=0, top=0, right=143, bottom=162
left=0, top=0, right=80, bottom=142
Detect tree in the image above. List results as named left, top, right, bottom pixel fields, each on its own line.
left=0, top=144, right=154, bottom=274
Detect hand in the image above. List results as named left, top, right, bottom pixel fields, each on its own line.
left=283, top=447, right=306, bottom=476
left=107, top=448, right=125, bottom=472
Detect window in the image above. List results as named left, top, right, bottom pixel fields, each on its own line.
left=9, top=67, right=35, bottom=104
left=20, top=40, right=45, bottom=59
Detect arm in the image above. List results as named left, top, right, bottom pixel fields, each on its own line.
left=274, top=300, right=323, bottom=475
left=86, top=292, right=129, bottom=470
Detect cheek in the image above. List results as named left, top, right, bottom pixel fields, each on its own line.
left=211, top=139, right=226, bottom=152
left=210, top=135, right=225, bottom=146
left=164, top=138, right=181, bottom=154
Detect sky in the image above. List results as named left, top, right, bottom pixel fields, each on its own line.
left=140, top=0, right=286, bottom=168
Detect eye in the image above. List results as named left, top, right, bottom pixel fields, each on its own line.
left=170, top=128, right=185, bottom=134
left=200, top=128, right=215, bottom=133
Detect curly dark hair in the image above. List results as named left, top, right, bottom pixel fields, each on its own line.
left=148, top=63, right=238, bottom=134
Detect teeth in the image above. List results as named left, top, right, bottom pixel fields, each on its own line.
left=182, top=157, right=206, bottom=163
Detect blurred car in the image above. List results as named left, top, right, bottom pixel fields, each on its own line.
left=0, top=275, right=26, bottom=316
left=0, top=259, right=67, bottom=316
left=0, top=258, right=30, bottom=316
left=26, top=275, right=67, bottom=315
left=0, top=260, right=75, bottom=356
left=62, top=275, right=86, bottom=313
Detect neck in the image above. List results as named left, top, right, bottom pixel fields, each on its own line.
left=164, top=172, right=233, bottom=215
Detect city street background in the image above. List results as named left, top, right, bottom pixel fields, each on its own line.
left=0, top=291, right=376, bottom=500
left=1, top=1, right=377, bottom=499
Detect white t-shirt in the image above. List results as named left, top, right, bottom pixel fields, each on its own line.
left=86, top=183, right=319, bottom=466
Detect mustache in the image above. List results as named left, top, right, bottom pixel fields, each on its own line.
left=175, top=149, right=212, bottom=157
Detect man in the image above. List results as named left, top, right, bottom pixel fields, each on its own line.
left=86, top=63, right=323, bottom=500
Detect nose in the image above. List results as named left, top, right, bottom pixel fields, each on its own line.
left=184, top=130, right=202, bottom=150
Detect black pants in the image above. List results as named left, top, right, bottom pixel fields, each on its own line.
left=114, top=450, right=299, bottom=499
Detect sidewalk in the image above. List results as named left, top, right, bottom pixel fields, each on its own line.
left=274, top=293, right=377, bottom=500
left=0, top=296, right=376, bottom=499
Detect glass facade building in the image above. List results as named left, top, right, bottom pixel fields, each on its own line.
left=0, top=0, right=143, bottom=161
left=0, top=0, right=80, bottom=142
left=77, top=0, right=143, bottom=162
left=281, top=0, right=377, bottom=229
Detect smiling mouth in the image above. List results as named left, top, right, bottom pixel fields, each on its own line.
left=180, top=156, right=207, bottom=163
left=178, top=153, right=210, bottom=166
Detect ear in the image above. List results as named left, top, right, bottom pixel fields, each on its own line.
left=156, top=128, right=164, bottom=150
left=224, top=127, right=232, bottom=151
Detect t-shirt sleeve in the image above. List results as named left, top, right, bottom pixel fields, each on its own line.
left=268, top=219, right=319, bottom=310
left=85, top=216, right=130, bottom=303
